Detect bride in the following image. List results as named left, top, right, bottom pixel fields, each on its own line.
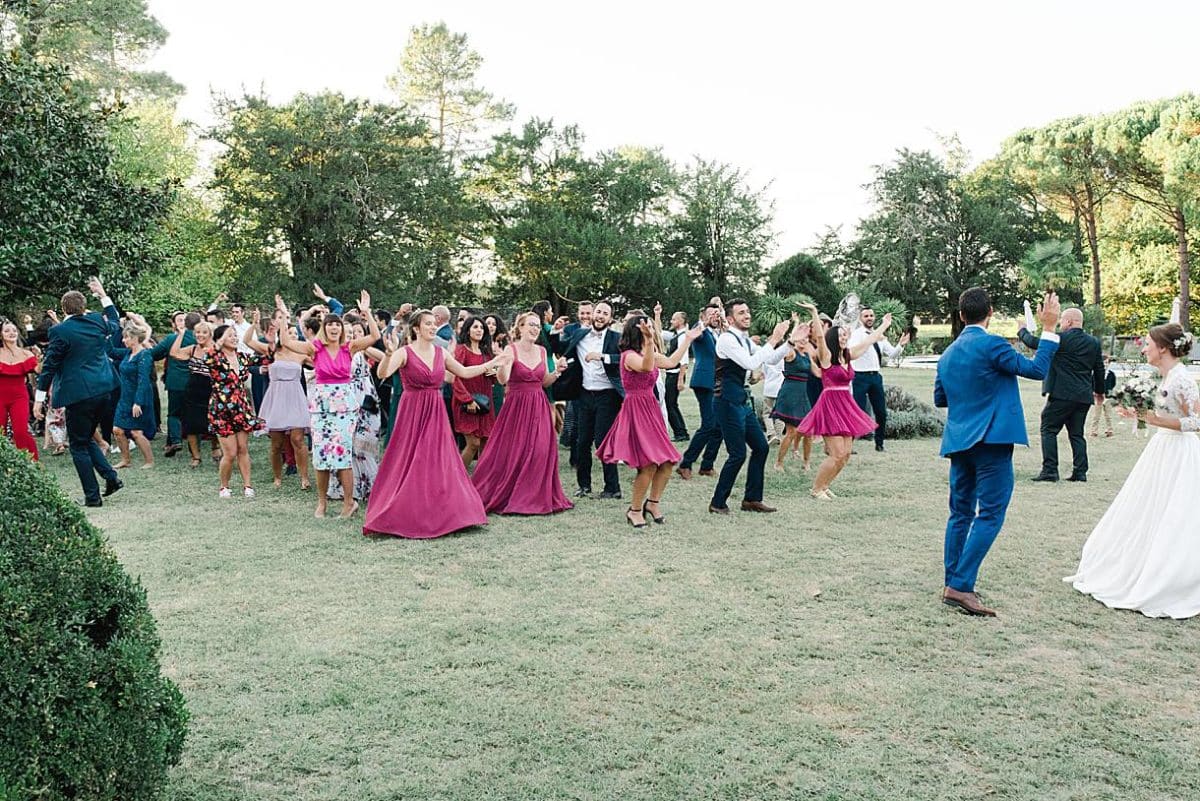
left=1064, top=323, right=1200, bottom=619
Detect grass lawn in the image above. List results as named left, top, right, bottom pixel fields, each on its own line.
left=43, top=369, right=1199, bottom=801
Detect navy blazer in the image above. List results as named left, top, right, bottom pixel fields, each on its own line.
left=552, top=326, right=624, bottom=400
left=1017, top=327, right=1105, bottom=405
left=36, top=306, right=120, bottom=408
left=934, top=326, right=1057, bottom=457
left=688, top=328, right=717, bottom=390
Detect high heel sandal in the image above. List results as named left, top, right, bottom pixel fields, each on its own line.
left=626, top=508, right=647, bottom=529
left=642, top=499, right=665, bottom=524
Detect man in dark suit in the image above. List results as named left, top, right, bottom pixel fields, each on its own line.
left=552, top=301, right=624, bottom=498
left=1018, top=307, right=1106, bottom=482
left=676, top=304, right=724, bottom=480
left=33, top=278, right=123, bottom=507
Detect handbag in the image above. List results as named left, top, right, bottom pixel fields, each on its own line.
left=462, top=392, right=491, bottom=415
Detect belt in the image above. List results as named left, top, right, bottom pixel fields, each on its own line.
left=825, top=386, right=851, bottom=392
left=856, top=370, right=879, bottom=375
left=583, top=387, right=614, bottom=395
left=784, top=376, right=808, bottom=382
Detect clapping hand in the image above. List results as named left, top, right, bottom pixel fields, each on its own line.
left=682, top=325, right=703, bottom=344
left=384, top=329, right=401, bottom=352
left=637, top=320, right=655, bottom=341
left=770, top=319, right=790, bottom=343
left=86, top=276, right=105, bottom=298
left=897, top=331, right=911, bottom=347
left=274, top=294, right=289, bottom=316
left=357, top=290, right=371, bottom=313
left=1037, top=292, right=1061, bottom=330
left=878, top=312, right=894, bottom=332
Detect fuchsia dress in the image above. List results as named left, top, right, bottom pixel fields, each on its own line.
left=597, top=351, right=681, bottom=467
left=363, top=346, right=487, bottom=539
left=471, top=346, right=573, bottom=515
left=797, top=362, right=877, bottom=438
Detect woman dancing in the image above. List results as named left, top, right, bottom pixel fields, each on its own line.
left=244, top=308, right=312, bottom=490
left=773, top=306, right=824, bottom=472
left=170, top=317, right=214, bottom=469
left=452, top=315, right=496, bottom=470
left=110, top=316, right=157, bottom=469
left=0, top=318, right=39, bottom=460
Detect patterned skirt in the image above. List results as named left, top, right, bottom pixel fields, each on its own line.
left=309, top=382, right=357, bottom=471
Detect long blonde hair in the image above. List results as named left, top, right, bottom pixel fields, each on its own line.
left=510, top=311, right=540, bottom=344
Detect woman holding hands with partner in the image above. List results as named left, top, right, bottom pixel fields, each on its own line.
left=598, top=312, right=702, bottom=528
left=364, top=310, right=509, bottom=539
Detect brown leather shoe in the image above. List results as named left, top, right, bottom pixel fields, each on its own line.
left=676, top=467, right=693, bottom=480
left=698, top=468, right=716, bottom=477
left=942, top=587, right=996, bottom=617
left=708, top=504, right=730, bottom=515
left=740, top=500, right=777, bottom=513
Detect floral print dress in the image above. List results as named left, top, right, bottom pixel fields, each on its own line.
left=205, top=349, right=262, bottom=437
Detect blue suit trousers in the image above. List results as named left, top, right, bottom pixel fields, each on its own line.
left=944, top=443, right=1014, bottom=592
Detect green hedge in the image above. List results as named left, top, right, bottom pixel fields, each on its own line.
left=0, top=438, right=187, bottom=800
left=883, top=383, right=945, bottom=439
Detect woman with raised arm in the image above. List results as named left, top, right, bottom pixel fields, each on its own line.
left=325, top=317, right=385, bottom=503
left=773, top=304, right=824, bottom=472
left=205, top=323, right=264, bottom=499
left=0, top=318, right=40, bottom=460
left=452, top=315, right=497, bottom=470
left=597, top=313, right=701, bottom=528
left=799, top=311, right=893, bottom=500
left=244, top=308, right=312, bottom=490
left=365, top=310, right=508, bottom=539
left=109, top=315, right=157, bottom=469
left=472, top=312, right=573, bottom=515
left=171, top=316, right=214, bottom=469
left=278, top=291, right=380, bottom=518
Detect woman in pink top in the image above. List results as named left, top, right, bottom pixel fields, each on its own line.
left=278, top=292, right=380, bottom=518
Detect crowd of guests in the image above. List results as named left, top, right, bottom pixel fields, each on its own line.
left=7, top=280, right=919, bottom=535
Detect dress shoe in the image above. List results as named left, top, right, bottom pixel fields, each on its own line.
left=1030, top=473, right=1058, bottom=483
left=708, top=504, right=730, bottom=515
left=672, top=435, right=691, bottom=442
left=598, top=490, right=622, bottom=500
left=942, top=587, right=997, bottom=617
left=103, top=477, right=123, bottom=497
left=740, top=500, right=777, bottom=513
left=875, top=443, right=886, bottom=452
left=1066, top=474, right=1087, bottom=482
left=164, top=443, right=181, bottom=457
left=676, top=467, right=693, bottom=480
left=698, top=468, right=715, bottom=477
left=79, top=498, right=103, bottom=508
left=574, top=487, right=592, bottom=498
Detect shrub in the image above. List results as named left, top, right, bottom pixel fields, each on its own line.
left=883, top=384, right=945, bottom=439
left=0, top=437, right=187, bottom=800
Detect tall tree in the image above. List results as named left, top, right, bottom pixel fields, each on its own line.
left=386, top=21, right=513, bottom=159
left=209, top=91, right=475, bottom=305
left=1, top=0, right=181, bottom=103
left=661, top=158, right=775, bottom=299
left=765, top=252, right=842, bottom=314
left=0, top=50, right=172, bottom=311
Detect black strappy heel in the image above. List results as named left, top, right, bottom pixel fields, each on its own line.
left=626, top=508, right=647, bottom=529
left=643, top=498, right=665, bottom=524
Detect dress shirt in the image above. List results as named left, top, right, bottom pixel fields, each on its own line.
left=848, top=327, right=903, bottom=372
left=763, top=360, right=784, bottom=398
left=714, top=329, right=789, bottom=371
left=576, top=326, right=614, bottom=391
left=233, top=320, right=253, bottom=355
left=33, top=297, right=113, bottom=404
left=663, top=327, right=690, bottom=373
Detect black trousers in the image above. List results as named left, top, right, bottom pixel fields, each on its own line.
left=1040, top=398, right=1091, bottom=478
left=574, top=388, right=620, bottom=494
left=851, top=371, right=887, bottom=447
left=66, top=392, right=119, bottom=503
left=664, top=373, right=689, bottom=439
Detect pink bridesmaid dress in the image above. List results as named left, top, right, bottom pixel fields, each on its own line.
left=597, top=350, right=680, bottom=467
left=363, top=345, right=487, bottom=538
left=471, top=346, right=573, bottom=514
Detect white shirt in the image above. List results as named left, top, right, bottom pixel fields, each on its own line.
left=576, top=326, right=614, bottom=391
left=848, top=327, right=903, bottom=372
left=232, top=320, right=253, bottom=355
left=714, top=329, right=789, bottom=371
left=763, top=360, right=784, bottom=398
left=663, top=327, right=689, bottom=372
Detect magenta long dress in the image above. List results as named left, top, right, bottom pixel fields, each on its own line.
left=797, top=363, right=877, bottom=438
left=471, top=347, right=573, bottom=515
left=597, top=350, right=681, bottom=468
left=363, top=346, right=487, bottom=539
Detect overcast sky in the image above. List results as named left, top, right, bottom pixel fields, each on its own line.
left=147, top=0, right=1199, bottom=260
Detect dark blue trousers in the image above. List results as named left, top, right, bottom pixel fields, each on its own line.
left=852, top=370, right=887, bottom=446
left=944, top=443, right=1014, bottom=592
left=711, top=396, right=768, bottom=509
left=66, top=392, right=119, bottom=503
left=679, top=387, right=722, bottom=471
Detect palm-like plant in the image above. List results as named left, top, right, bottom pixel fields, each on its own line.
left=1019, top=240, right=1085, bottom=295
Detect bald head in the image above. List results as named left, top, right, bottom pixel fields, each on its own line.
left=1060, top=308, right=1083, bottom=330
left=431, top=305, right=450, bottom=324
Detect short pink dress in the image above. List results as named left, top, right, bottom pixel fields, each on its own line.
left=797, top=363, right=877, bottom=438
left=597, top=351, right=681, bottom=468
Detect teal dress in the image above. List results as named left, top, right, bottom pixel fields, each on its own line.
left=771, top=352, right=814, bottom=425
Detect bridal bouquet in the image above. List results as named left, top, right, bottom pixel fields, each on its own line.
left=1110, top=374, right=1158, bottom=430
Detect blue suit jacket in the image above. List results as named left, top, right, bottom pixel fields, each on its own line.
left=688, top=329, right=717, bottom=390
left=36, top=307, right=121, bottom=408
left=934, top=326, right=1058, bottom=457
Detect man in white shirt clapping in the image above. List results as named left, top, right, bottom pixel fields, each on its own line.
left=848, top=307, right=910, bottom=452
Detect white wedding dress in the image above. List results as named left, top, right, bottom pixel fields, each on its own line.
left=1064, top=363, right=1200, bottom=618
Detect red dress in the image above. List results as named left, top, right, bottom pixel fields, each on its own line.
left=797, top=363, right=877, bottom=438
left=471, top=347, right=573, bottom=514
left=597, top=351, right=680, bottom=467
left=364, top=346, right=487, bottom=539
left=0, top=355, right=38, bottom=460
left=451, top=345, right=495, bottom=438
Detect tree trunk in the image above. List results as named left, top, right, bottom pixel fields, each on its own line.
left=949, top=291, right=964, bottom=339
left=1083, top=185, right=1102, bottom=306
left=1174, top=206, right=1191, bottom=331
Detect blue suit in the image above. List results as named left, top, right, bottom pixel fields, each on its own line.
left=679, top=328, right=722, bottom=471
left=36, top=305, right=122, bottom=503
left=934, top=325, right=1057, bottom=592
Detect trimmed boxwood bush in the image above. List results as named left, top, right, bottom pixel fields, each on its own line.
left=884, top=383, right=945, bottom=439
left=0, top=437, right=187, bottom=800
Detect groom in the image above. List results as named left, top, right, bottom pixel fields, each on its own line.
left=934, top=288, right=1061, bottom=617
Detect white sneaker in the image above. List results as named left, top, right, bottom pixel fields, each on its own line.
left=243, top=487, right=255, bottom=498
left=218, top=487, right=232, bottom=499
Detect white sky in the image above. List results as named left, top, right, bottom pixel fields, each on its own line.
left=147, top=0, right=1199, bottom=261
